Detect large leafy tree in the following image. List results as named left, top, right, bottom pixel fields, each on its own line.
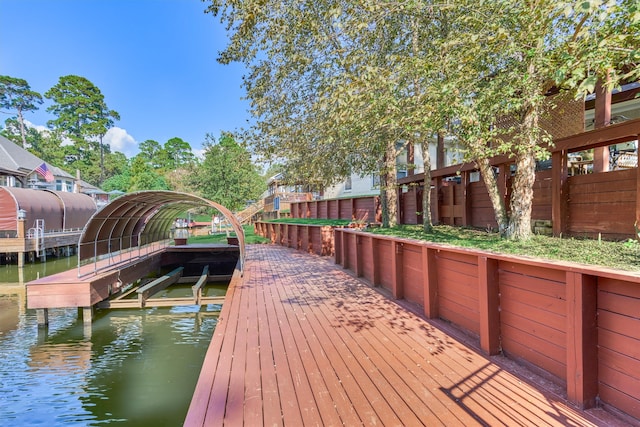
left=44, top=75, right=120, bottom=185
left=208, top=1, right=417, bottom=227
left=440, top=0, right=639, bottom=239
left=0, top=75, right=43, bottom=148
left=162, top=137, right=196, bottom=170
left=190, top=132, right=264, bottom=211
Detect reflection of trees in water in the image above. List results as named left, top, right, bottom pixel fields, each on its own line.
left=78, top=308, right=218, bottom=426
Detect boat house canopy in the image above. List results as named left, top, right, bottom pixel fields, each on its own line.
left=0, top=187, right=97, bottom=237
left=78, top=190, right=245, bottom=266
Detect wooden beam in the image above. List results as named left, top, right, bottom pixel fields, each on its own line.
left=391, top=241, right=404, bottom=299
left=566, top=272, right=598, bottom=409
left=422, top=247, right=438, bottom=319
left=137, top=267, right=184, bottom=307
left=552, top=150, right=569, bottom=236
left=478, top=256, right=500, bottom=355
left=192, top=265, right=210, bottom=304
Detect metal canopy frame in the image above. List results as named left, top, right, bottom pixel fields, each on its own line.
left=77, top=190, right=245, bottom=276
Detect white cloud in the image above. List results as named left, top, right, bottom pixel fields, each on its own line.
left=104, top=127, right=138, bottom=157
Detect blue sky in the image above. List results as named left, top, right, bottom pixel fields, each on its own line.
left=0, top=0, right=250, bottom=158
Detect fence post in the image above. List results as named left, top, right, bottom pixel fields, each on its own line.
left=566, top=271, right=598, bottom=409
left=552, top=150, right=569, bottom=236
left=478, top=256, right=500, bottom=355
left=422, top=246, right=438, bottom=318
left=391, top=240, right=404, bottom=299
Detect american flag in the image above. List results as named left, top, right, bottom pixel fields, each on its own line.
left=35, top=162, right=54, bottom=182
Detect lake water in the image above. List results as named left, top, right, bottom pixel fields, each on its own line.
left=0, top=257, right=222, bottom=426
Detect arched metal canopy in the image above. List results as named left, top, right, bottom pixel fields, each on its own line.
left=78, top=190, right=244, bottom=268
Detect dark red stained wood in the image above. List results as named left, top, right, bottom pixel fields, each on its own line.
left=186, top=245, right=622, bottom=427
left=423, top=247, right=439, bottom=319
left=401, top=243, right=424, bottom=305
left=478, top=256, right=500, bottom=355
left=565, top=272, right=598, bottom=409
left=501, top=323, right=567, bottom=380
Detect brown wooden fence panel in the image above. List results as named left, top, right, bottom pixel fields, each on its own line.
left=598, top=277, right=640, bottom=419
left=435, top=250, right=479, bottom=335
left=328, top=201, right=339, bottom=219
left=401, top=188, right=419, bottom=225
left=469, top=181, right=498, bottom=229
left=401, top=242, right=424, bottom=306
left=318, top=201, right=327, bottom=218
left=353, top=197, right=376, bottom=223
left=339, top=199, right=352, bottom=220
left=568, top=169, right=636, bottom=239
left=498, top=261, right=567, bottom=381
left=376, top=239, right=394, bottom=294
left=532, top=169, right=552, bottom=220
left=361, top=235, right=375, bottom=284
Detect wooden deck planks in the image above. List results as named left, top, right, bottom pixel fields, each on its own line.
left=186, top=245, right=623, bottom=427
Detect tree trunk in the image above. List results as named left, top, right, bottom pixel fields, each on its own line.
left=381, top=141, right=398, bottom=228
left=421, top=139, right=433, bottom=232
left=504, top=107, right=538, bottom=240
left=17, top=108, right=27, bottom=148
left=478, top=157, right=508, bottom=234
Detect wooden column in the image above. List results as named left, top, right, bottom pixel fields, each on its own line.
left=354, top=234, right=363, bottom=277
left=36, top=308, right=49, bottom=326
left=637, top=140, right=640, bottom=226
left=433, top=178, right=441, bottom=225
left=552, top=150, right=569, bottom=236
left=461, top=171, right=471, bottom=226
left=478, top=256, right=500, bottom=355
left=334, top=229, right=343, bottom=265
left=422, top=247, right=438, bottom=319
left=391, top=241, right=404, bottom=299
left=370, top=236, right=379, bottom=286
left=350, top=197, right=355, bottom=221
left=566, top=272, right=598, bottom=409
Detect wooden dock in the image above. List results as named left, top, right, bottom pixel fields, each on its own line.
left=185, top=245, right=630, bottom=426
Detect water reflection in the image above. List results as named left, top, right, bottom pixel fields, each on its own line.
left=0, top=276, right=221, bottom=426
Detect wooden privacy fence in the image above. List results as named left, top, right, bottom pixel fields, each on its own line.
left=288, top=118, right=640, bottom=240
left=255, top=221, right=640, bottom=421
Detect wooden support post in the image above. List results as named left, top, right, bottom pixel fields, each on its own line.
left=137, top=267, right=184, bottom=308
left=370, top=236, right=379, bottom=286
left=81, top=306, right=93, bottom=324
left=422, top=247, right=438, bottom=319
left=461, top=171, right=471, bottom=226
left=448, top=183, right=455, bottom=224
left=36, top=308, right=49, bottom=326
left=552, top=150, right=569, bottom=236
left=192, top=265, right=210, bottom=305
left=566, top=272, right=598, bottom=409
left=391, top=241, right=404, bottom=299
left=478, top=256, right=500, bottom=355
left=350, top=198, right=355, bottom=221
left=354, top=234, right=363, bottom=277
left=433, top=178, right=441, bottom=225
left=334, top=229, right=343, bottom=265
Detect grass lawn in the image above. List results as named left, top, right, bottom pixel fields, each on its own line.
left=264, top=220, right=640, bottom=272
left=187, top=225, right=270, bottom=245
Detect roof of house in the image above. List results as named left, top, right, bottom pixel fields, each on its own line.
left=0, top=135, right=74, bottom=179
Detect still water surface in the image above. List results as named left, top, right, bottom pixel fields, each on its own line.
left=0, top=257, right=221, bottom=426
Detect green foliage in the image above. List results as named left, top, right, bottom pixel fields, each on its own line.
left=0, top=75, right=43, bottom=148
left=44, top=75, right=120, bottom=185
left=189, top=132, right=265, bottom=211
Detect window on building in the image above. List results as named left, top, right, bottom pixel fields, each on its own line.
left=344, top=176, right=352, bottom=192
left=371, top=174, right=380, bottom=189
left=56, top=179, right=63, bottom=191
